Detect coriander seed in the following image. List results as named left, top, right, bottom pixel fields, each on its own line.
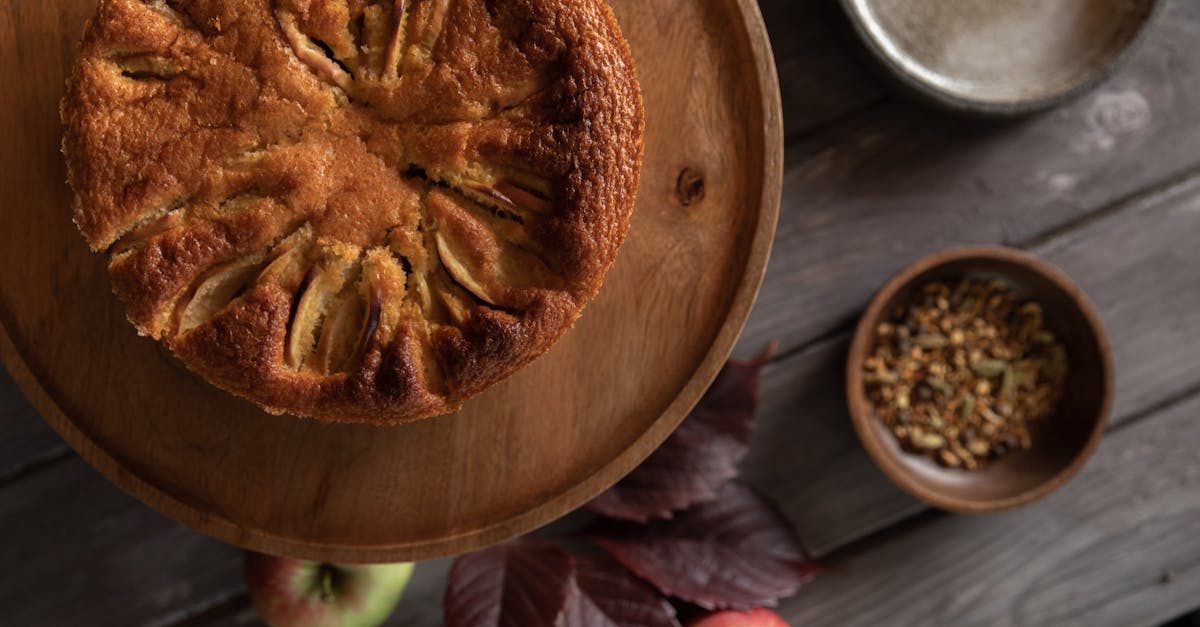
left=863, top=277, right=1068, bottom=469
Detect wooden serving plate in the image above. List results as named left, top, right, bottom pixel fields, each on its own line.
left=0, top=0, right=781, bottom=562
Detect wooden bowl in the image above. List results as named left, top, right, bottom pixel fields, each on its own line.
left=839, top=0, right=1161, bottom=115
left=847, top=246, right=1113, bottom=513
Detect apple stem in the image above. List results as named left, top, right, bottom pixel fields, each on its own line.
left=320, top=566, right=335, bottom=603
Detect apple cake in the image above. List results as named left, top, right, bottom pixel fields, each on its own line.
left=62, top=0, right=644, bottom=423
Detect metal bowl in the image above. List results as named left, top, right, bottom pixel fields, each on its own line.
left=840, top=0, right=1161, bottom=115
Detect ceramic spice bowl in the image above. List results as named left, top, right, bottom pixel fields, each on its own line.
left=846, top=246, right=1113, bottom=512
left=839, top=0, right=1162, bottom=115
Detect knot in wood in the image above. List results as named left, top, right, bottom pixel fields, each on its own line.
left=675, top=167, right=706, bottom=207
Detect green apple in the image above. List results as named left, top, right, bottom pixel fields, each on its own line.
left=244, top=551, right=414, bottom=627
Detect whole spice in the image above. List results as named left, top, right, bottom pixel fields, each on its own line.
left=864, top=278, right=1068, bottom=469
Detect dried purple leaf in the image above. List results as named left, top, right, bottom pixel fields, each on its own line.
left=592, top=482, right=817, bottom=611
left=444, top=541, right=572, bottom=627
left=558, top=554, right=681, bottom=627
left=587, top=346, right=774, bottom=522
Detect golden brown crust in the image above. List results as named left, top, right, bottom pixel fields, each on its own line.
left=62, top=0, right=644, bottom=424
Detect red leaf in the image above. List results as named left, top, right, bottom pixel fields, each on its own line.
left=559, top=554, right=681, bottom=627
left=444, top=542, right=572, bottom=627
left=591, top=482, right=817, bottom=610
left=587, top=346, right=774, bottom=522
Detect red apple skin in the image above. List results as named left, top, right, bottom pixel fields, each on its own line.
left=688, top=608, right=791, bottom=627
left=245, top=552, right=413, bottom=627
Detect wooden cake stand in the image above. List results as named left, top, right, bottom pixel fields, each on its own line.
left=0, top=0, right=781, bottom=561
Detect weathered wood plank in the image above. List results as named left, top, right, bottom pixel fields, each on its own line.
left=0, top=457, right=243, bottom=627
left=737, top=0, right=1200, bottom=359
left=777, top=391, right=1200, bottom=627
left=758, top=0, right=884, bottom=137
left=0, top=365, right=66, bottom=482
left=744, top=173, right=1200, bottom=555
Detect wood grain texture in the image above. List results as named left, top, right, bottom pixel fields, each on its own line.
left=744, top=171, right=1200, bottom=555
left=0, top=457, right=244, bottom=627
left=0, top=0, right=781, bottom=562
left=736, top=0, right=1200, bottom=359
left=777, top=392, right=1200, bottom=627
left=759, top=0, right=884, bottom=138
left=0, top=368, right=66, bottom=482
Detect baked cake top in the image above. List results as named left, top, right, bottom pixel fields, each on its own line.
left=62, top=0, right=644, bottom=423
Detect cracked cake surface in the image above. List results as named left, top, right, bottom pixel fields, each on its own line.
left=61, top=0, right=644, bottom=424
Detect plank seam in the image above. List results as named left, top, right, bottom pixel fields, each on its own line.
left=766, top=163, right=1200, bottom=368
left=782, top=96, right=888, bottom=146
left=815, top=376, right=1200, bottom=564
left=150, top=590, right=249, bottom=627
left=1109, top=378, right=1200, bottom=437
left=1024, top=166, right=1200, bottom=253
left=0, top=445, right=72, bottom=489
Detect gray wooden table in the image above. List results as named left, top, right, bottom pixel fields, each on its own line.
left=3, top=1, right=1200, bottom=625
